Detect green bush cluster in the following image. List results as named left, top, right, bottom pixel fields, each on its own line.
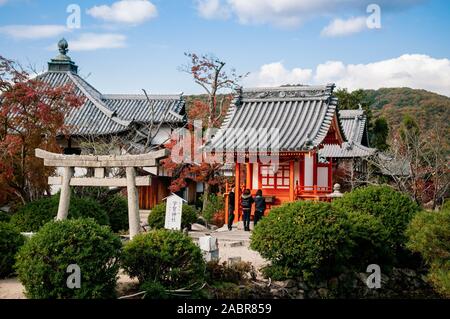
left=201, top=194, right=224, bottom=225
left=0, top=222, right=25, bottom=278
left=147, top=203, right=198, bottom=230
left=15, top=218, right=122, bottom=299
left=10, top=194, right=110, bottom=232
left=332, top=185, right=419, bottom=249
left=406, top=208, right=450, bottom=297
left=251, top=201, right=355, bottom=281
left=121, top=229, right=205, bottom=290
left=73, top=187, right=129, bottom=233
left=251, top=186, right=419, bottom=282
left=0, top=210, right=11, bottom=223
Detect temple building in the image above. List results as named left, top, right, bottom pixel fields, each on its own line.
left=320, top=108, right=376, bottom=191
left=206, top=85, right=348, bottom=221
left=40, top=39, right=186, bottom=208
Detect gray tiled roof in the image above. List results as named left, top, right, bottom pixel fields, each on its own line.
left=320, top=109, right=376, bottom=158
left=207, top=84, right=345, bottom=152
left=37, top=71, right=185, bottom=136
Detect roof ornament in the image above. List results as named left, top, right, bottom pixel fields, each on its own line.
left=48, top=38, right=78, bottom=73
left=58, top=38, right=69, bottom=55
left=358, top=103, right=362, bottom=110
left=233, top=86, right=243, bottom=107
left=303, top=134, right=314, bottom=150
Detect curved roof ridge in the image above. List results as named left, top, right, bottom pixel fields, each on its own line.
left=66, top=72, right=131, bottom=127
left=103, top=93, right=183, bottom=100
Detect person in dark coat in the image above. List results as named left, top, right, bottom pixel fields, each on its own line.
left=254, top=189, right=266, bottom=227
left=227, top=186, right=235, bottom=231
left=241, top=189, right=254, bottom=231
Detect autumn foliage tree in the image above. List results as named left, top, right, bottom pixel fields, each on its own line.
left=161, top=53, right=246, bottom=212
left=0, top=56, right=82, bottom=204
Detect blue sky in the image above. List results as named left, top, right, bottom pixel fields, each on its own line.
left=0, top=0, right=449, bottom=96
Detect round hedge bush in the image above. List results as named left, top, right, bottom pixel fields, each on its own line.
left=72, top=187, right=128, bottom=233
left=121, top=229, right=205, bottom=289
left=406, top=209, right=450, bottom=264
left=15, top=218, right=122, bottom=299
left=332, top=185, right=419, bottom=249
left=0, top=210, right=11, bottom=223
left=10, top=194, right=109, bottom=232
left=250, top=201, right=350, bottom=281
left=251, top=200, right=395, bottom=282
left=406, top=209, right=450, bottom=297
left=102, top=195, right=128, bottom=233
left=147, top=203, right=198, bottom=230
left=0, top=222, right=25, bottom=278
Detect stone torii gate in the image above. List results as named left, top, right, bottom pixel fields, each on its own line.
left=35, top=148, right=168, bottom=239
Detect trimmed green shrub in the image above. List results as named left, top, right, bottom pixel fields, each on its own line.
left=428, top=264, right=450, bottom=298
left=10, top=194, right=109, bottom=232
left=141, top=281, right=170, bottom=299
left=0, top=210, right=11, bottom=223
left=15, top=218, right=122, bottom=299
left=0, top=222, right=25, bottom=278
left=406, top=209, right=450, bottom=297
left=343, top=211, right=393, bottom=268
left=121, top=229, right=205, bottom=289
left=201, top=194, right=224, bottom=224
left=73, top=187, right=128, bottom=233
left=332, top=185, right=419, bottom=249
left=251, top=200, right=396, bottom=282
left=147, top=203, right=198, bottom=230
left=102, top=195, right=128, bottom=233
left=250, top=201, right=350, bottom=281
left=442, top=199, right=450, bottom=212
left=407, top=210, right=450, bottom=264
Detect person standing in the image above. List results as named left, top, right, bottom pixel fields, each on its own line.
left=227, top=186, right=235, bottom=231
left=254, top=189, right=266, bottom=227
left=241, top=189, right=254, bottom=231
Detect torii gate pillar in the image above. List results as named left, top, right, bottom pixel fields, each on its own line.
left=126, top=167, right=141, bottom=239
left=57, top=166, right=74, bottom=220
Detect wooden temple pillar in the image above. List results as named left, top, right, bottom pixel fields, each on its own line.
left=328, top=157, right=333, bottom=192
left=234, top=163, right=240, bottom=223
left=245, top=162, right=252, bottom=190
left=289, top=161, right=295, bottom=201
left=313, top=151, right=318, bottom=195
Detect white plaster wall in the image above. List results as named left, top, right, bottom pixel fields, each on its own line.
left=294, top=160, right=299, bottom=185
left=252, top=163, right=259, bottom=189
left=304, top=155, right=314, bottom=187
left=317, top=167, right=328, bottom=187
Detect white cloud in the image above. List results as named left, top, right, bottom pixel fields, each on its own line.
left=87, top=0, right=158, bottom=25
left=245, top=62, right=312, bottom=87
left=68, top=33, right=127, bottom=51
left=247, top=55, right=450, bottom=97
left=196, top=0, right=231, bottom=20
left=0, top=0, right=8, bottom=6
left=195, top=0, right=424, bottom=28
left=0, top=25, right=68, bottom=39
left=321, top=16, right=368, bottom=37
